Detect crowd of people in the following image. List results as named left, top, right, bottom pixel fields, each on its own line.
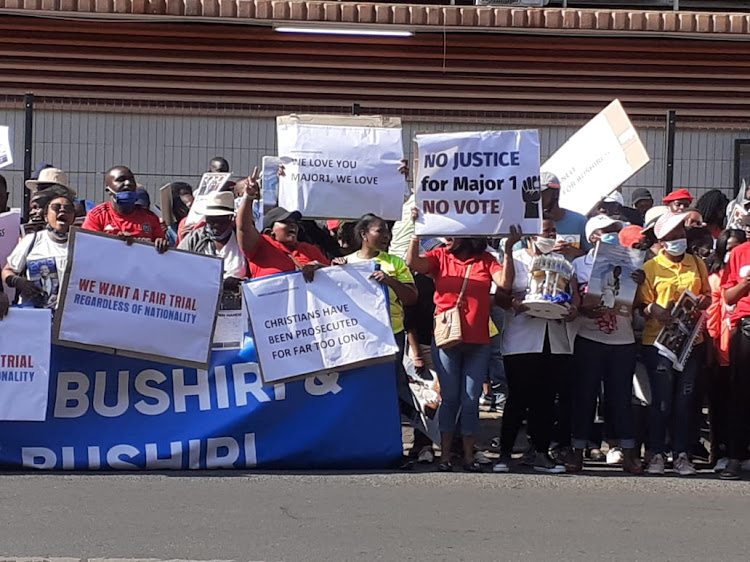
left=1, top=158, right=750, bottom=480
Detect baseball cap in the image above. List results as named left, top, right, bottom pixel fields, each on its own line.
left=540, top=171, right=561, bottom=192
left=585, top=214, right=623, bottom=243
left=631, top=188, right=653, bottom=206
left=619, top=224, right=645, bottom=248
left=663, top=188, right=694, bottom=204
left=263, top=207, right=302, bottom=231
left=603, top=191, right=624, bottom=205
left=654, top=212, right=690, bottom=240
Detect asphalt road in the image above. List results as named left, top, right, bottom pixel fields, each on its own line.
left=1, top=469, right=749, bottom=561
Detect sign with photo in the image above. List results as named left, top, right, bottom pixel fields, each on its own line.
left=54, top=229, right=223, bottom=369
left=583, top=242, right=645, bottom=316
left=414, top=129, right=542, bottom=236
left=185, top=172, right=232, bottom=227
left=654, top=290, right=706, bottom=372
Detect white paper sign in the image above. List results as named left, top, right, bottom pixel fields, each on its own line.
left=186, top=172, right=232, bottom=227
left=0, top=308, right=51, bottom=421
left=544, top=100, right=650, bottom=216
left=242, top=261, right=398, bottom=384
left=276, top=121, right=405, bottom=220
left=54, top=230, right=223, bottom=368
left=415, top=130, right=541, bottom=236
left=0, top=126, right=12, bottom=169
left=0, top=209, right=21, bottom=299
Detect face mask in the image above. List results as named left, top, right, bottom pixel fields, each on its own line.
left=600, top=233, right=620, bottom=245
left=46, top=222, right=69, bottom=242
left=206, top=225, right=233, bottom=243
left=109, top=189, right=138, bottom=212
left=663, top=238, right=688, bottom=257
left=534, top=236, right=556, bottom=254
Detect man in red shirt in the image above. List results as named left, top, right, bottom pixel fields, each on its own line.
left=237, top=167, right=330, bottom=280
left=720, top=239, right=750, bottom=479
left=82, top=166, right=168, bottom=253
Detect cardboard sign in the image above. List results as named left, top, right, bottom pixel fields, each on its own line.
left=414, top=129, right=542, bottom=236
left=242, top=261, right=398, bottom=384
left=0, top=308, right=52, bottom=421
left=276, top=114, right=405, bottom=220
left=185, top=172, right=232, bottom=227
left=0, top=125, right=12, bottom=169
left=0, top=208, right=21, bottom=297
left=54, top=229, right=223, bottom=368
left=544, top=99, right=650, bottom=216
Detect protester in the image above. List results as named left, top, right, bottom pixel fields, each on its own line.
left=663, top=188, right=694, bottom=215
left=407, top=209, right=518, bottom=472
left=0, top=174, right=8, bottom=213
left=631, top=188, right=654, bottom=221
left=725, top=182, right=750, bottom=229
left=237, top=168, right=330, bottom=280
left=494, top=218, right=578, bottom=474
left=163, top=182, right=194, bottom=245
left=592, top=191, right=642, bottom=225
left=539, top=172, right=589, bottom=258
left=706, top=229, right=746, bottom=472
left=178, top=191, right=247, bottom=287
left=696, top=189, right=729, bottom=239
left=210, top=156, right=230, bottom=173
left=638, top=211, right=710, bottom=476
left=2, top=186, right=74, bottom=309
left=568, top=215, right=644, bottom=474
left=719, top=228, right=750, bottom=479
left=82, top=166, right=168, bottom=253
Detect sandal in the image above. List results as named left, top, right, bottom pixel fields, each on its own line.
left=437, top=460, right=453, bottom=472
left=463, top=461, right=483, bottom=473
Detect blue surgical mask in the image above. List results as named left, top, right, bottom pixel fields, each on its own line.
left=109, top=189, right=138, bottom=212
left=663, top=238, right=688, bottom=257
left=600, top=233, right=620, bottom=245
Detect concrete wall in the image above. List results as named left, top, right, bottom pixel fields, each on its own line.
left=1, top=105, right=748, bottom=211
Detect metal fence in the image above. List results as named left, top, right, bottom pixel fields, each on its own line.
left=1, top=93, right=749, bottom=214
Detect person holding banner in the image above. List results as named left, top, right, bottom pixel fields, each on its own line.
left=237, top=169, right=330, bottom=281
left=407, top=209, right=518, bottom=472
left=540, top=172, right=589, bottom=259
left=3, top=185, right=74, bottom=309
left=494, top=218, right=578, bottom=475
left=82, top=166, right=167, bottom=251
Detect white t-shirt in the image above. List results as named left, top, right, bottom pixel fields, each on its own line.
left=572, top=250, right=635, bottom=346
left=217, top=232, right=247, bottom=280
left=502, top=248, right=574, bottom=356
left=7, top=230, right=69, bottom=308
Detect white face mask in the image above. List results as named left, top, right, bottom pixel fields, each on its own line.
left=534, top=236, right=556, bottom=254
left=663, top=238, right=688, bottom=257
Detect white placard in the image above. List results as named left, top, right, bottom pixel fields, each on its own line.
left=54, top=229, right=223, bottom=368
left=0, top=209, right=21, bottom=299
left=0, top=308, right=51, bottom=421
left=544, top=99, right=650, bottom=216
left=242, top=261, right=398, bottom=384
left=276, top=120, right=405, bottom=220
left=185, top=172, right=232, bottom=227
left=414, top=130, right=542, bottom=236
left=0, top=126, right=12, bottom=169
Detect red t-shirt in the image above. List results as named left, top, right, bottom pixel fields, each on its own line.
left=425, top=247, right=502, bottom=345
left=82, top=202, right=165, bottom=242
left=722, top=241, right=750, bottom=329
left=245, top=234, right=331, bottom=279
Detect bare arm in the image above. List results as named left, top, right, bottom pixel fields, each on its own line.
left=725, top=278, right=750, bottom=306
left=236, top=166, right=261, bottom=257
left=406, top=236, right=431, bottom=275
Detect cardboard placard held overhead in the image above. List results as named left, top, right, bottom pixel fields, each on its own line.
left=276, top=114, right=406, bottom=221
left=543, top=99, right=650, bottom=216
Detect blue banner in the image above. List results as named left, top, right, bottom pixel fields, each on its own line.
left=0, top=345, right=402, bottom=470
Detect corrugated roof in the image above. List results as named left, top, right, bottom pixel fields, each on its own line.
left=0, top=1, right=748, bottom=38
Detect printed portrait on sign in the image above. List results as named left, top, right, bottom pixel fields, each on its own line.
left=27, top=257, right=60, bottom=308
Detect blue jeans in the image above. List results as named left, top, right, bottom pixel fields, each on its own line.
left=643, top=344, right=704, bottom=456
left=572, top=337, right=637, bottom=449
left=432, top=342, right=492, bottom=436
left=487, top=305, right=508, bottom=395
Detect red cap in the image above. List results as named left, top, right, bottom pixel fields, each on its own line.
left=327, top=220, right=341, bottom=231
left=663, top=188, right=694, bottom=204
left=618, top=224, right=645, bottom=248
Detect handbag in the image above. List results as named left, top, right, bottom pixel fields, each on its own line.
left=434, top=264, right=472, bottom=349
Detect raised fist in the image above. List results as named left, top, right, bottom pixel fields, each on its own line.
left=521, top=175, right=541, bottom=219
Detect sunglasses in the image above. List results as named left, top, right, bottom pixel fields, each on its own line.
left=50, top=203, right=74, bottom=213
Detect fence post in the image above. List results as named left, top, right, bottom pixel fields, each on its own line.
left=23, top=92, right=34, bottom=221
left=664, top=109, right=676, bottom=196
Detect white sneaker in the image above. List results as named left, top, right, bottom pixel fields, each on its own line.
left=417, top=446, right=434, bottom=464
left=647, top=453, right=666, bottom=475
left=741, top=459, right=750, bottom=471
left=474, top=451, right=493, bottom=465
left=714, top=457, right=729, bottom=473
left=606, top=447, right=624, bottom=465
left=492, top=454, right=511, bottom=473
left=675, top=452, right=697, bottom=476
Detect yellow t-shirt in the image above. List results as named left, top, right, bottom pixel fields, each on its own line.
left=346, top=250, right=415, bottom=334
left=638, top=251, right=710, bottom=346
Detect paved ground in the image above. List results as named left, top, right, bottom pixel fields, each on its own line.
left=1, top=467, right=749, bottom=562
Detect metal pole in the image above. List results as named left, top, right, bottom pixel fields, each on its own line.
left=352, top=102, right=361, bottom=116
left=664, top=109, right=676, bottom=196
left=23, top=92, right=34, bottom=221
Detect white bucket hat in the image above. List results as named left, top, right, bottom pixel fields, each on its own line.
left=25, top=167, right=73, bottom=193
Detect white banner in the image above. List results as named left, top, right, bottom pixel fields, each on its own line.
left=54, top=230, right=223, bottom=368
left=276, top=116, right=405, bottom=220
left=0, top=308, right=51, bottom=421
left=0, top=125, right=12, bottom=169
left=0, top=209, right=21, bottom=298
left=414, top=130, right=542, bottom=236
left=544, top=99, right=650, bottom=216
left=242, top=262, right=398, bottom=384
